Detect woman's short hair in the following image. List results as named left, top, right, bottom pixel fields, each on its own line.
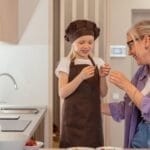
left=127, top=20, right=150, bottom=40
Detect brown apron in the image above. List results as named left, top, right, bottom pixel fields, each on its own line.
left=60, top=56, right=104, bottom=148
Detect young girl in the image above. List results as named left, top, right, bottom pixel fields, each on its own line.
left=55, top=19, right=111, bottom=148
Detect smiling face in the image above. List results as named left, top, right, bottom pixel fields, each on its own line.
left=72, top=35, right=94, bottom=59
left=127, top=34, right=150, bottom=65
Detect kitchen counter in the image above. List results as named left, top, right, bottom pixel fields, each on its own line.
left=0, top=106, right=47, bottom=149
left=20, top=107, right=46, bottom=138
left=0, top=106, right=46, bottom=137
left=39, top=146, right=134, bottom=150
left=40, top=149, right=65, bottom=150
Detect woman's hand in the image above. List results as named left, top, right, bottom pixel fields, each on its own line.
left=99, top=64, right=111, bottom=77
left=79, top=66, right=95, bottom=80
left=109, top=71, right=143, bottom=109
left=109, top=71, right=130, bottom=91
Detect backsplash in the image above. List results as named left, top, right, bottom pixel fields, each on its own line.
left=0, top=45, right=48, bottom=106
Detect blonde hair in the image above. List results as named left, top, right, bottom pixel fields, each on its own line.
left=127, top=20, right=150, bottom=41
left=67, top=46, right=76, bottom=60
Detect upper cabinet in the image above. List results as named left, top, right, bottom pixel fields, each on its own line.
left=0, top=0, right=39, bottom=43
left=0, top=0, right=18, bottom=43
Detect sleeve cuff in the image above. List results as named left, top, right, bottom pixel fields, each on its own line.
left=109, top=102, right=125, bottom=122
left=141, top=95, right=150, bottom=121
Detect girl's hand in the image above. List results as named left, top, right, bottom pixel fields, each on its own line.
left=99, top=64, right=111, bottom=77
left=109, top=71, right=130, bottom=90
left=79, top=66, right=95, bottom=80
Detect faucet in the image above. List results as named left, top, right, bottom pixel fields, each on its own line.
left=0, top=73, right=18, bottom=89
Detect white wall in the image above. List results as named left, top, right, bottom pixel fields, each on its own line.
left=19, top=0, right=39, bottom=39
left=19, top=0, right=48, bottom=45
left=0, top=45, right=48, bottom=106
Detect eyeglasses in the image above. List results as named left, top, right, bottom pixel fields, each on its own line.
left=126, top=38, right=139, bottom=50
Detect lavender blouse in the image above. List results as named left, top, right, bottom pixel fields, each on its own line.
left=109, top=65, right=150, bottom=148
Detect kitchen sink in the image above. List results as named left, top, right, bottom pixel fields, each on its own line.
left=0, top=107, right=39, bottom=114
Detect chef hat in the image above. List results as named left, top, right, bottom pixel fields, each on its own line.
left=64, top=19, right=100, bottom=43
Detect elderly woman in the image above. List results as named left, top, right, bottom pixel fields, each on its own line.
left=102, top=20, right=150, bottom=148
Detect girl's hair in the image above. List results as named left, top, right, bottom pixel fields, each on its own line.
left=127, top=20, right=150, bottom=41
left=67, top=46, right=76, bottom=60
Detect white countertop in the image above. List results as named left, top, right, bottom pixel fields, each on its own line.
left=0, top=106, right=47, bottom=139
left=22, top=107, right=46, bottom=137
left=0, top=106, right=47, bottom=150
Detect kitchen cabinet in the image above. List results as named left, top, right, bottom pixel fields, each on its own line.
left=0, top=0, right=39, bottom=43
left=0, top=0, right=18, bottom=43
